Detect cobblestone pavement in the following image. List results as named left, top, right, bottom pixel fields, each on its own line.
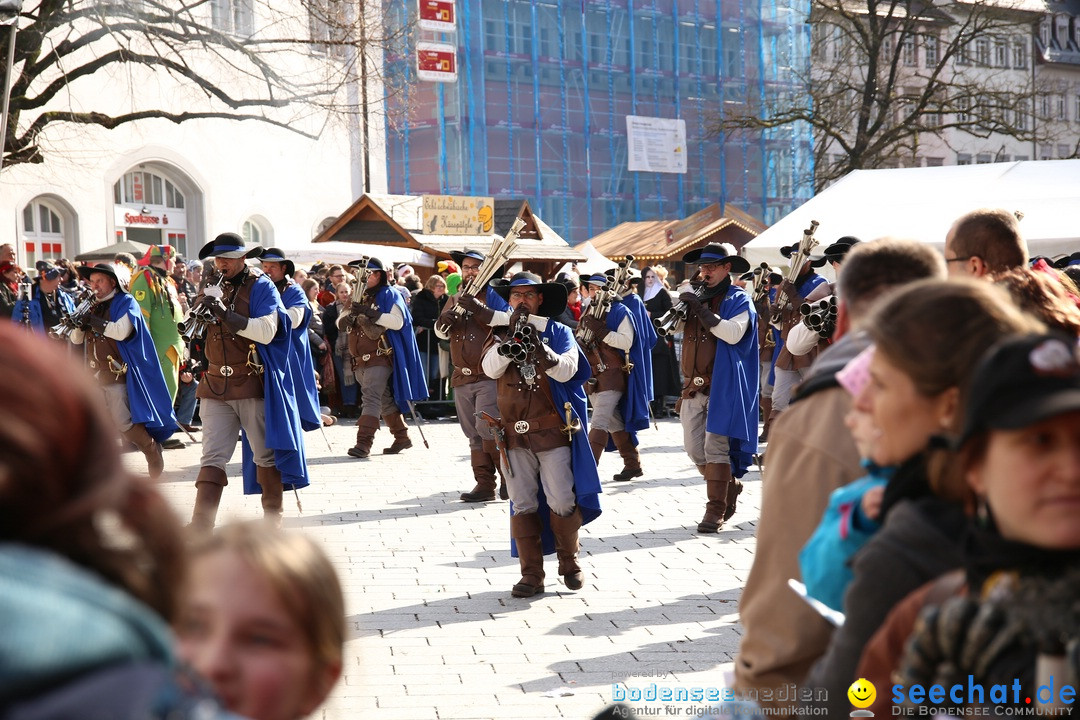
left=146, top=413, right=762, bottom=720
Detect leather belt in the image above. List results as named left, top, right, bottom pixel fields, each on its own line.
left=511, top=415, right=563, bottom=434
left=692, top=376, right=707, bottom=387
left=461, top=367, right=473, bottom=376
left=208, top=363, right=252, bottom=378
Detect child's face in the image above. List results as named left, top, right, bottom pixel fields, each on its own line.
left=845, top=406, right=879, bottom=460
left=176, top=549, right=336, bottom=720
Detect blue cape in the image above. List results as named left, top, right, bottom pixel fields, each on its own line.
left=108, top=293, right=178, bottom=443
left=485, top=285, right=510, bottom=313
left=278, top=280, right=321, bottom=432
left=238, top=272, right=310, bottom=494
left=376, top=285, right=428, bottom=412
left=12, top=286, right=75, bottom=334
left=620, top=292, right=657, bottom=400
left=597, top=302, right=651, bottom=451
left=705, top=285, right=760, bottom=478
left=510, top=319, right=603, bottom=558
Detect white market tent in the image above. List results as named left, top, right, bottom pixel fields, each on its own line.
left=743, top=159, right=1080, bottom=266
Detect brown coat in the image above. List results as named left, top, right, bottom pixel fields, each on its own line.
left=732, top=386, right=862, bottom=710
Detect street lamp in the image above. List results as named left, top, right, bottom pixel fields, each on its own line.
left=0, top=0, right=23, bottom=176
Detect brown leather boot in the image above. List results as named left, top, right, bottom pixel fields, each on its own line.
left=697, top=463, right=730, bottom=533
left=483, top=439, right=509, bottom=500
left=549, top=507, right=584, bottom=590
left=724, top=475, right=744, bottom=522
left=587, top=427, right=607, bottom=465
left=509, top=512, right=545, bottom=598
left=382, top=412, right=413, bottom=454
left=697, top=464, right=707, bottom=476
left=190, top=466, right=227, bottom=534
left=348, top=415, right=380, bottom=458
left=610, top=430, right=643, bottom=481
left=460, top=447, right=498, bottom=502
left=257, top=465, right=284, bottom=529
left=123, top=424, right=164, bottom=479
left=759, top=397, right=774, bottom=443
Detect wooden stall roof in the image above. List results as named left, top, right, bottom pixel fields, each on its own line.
left=313, top=194, right=585, bottom=263
left=584, top=204, right=767, bottom=262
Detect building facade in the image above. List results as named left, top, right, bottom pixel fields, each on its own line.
left=2, top=0, right=383, bottom=267
left=382, top=0, right=815, bottom=245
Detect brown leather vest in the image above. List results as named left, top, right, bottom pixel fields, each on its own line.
left=447, top=295, right=494, bottom=388
left=197, top=273, right=264, bottom=401
left=84, top=299, right=125, bottom=386
left=680, top=293, right=722, bottom=396
left=347, top=289, right=392, bottom=370
left=582, top=340, right=627, bottom=395
left=496, top=358, right=570, bottom=454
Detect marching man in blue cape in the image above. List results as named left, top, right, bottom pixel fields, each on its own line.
left=338, top=257, right=427, bottom=459
left=576, top=272, right=653, bottom=481
left=481, top=272, right=602, bottom=598
left=188, top=233, right=308, bottom=532
left=674, top=243, right=759, bottom=533
left=68, top=262, right=178, bottom=479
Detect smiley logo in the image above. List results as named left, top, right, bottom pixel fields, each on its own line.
left=847, top=678, right=876, bottom=709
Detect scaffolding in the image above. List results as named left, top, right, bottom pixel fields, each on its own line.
left=384, top=0, right=813, bottom=243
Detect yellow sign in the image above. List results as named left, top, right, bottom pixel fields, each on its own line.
left=422, top=195, right=495, bottom=236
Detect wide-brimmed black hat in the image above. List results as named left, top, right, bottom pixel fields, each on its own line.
left=1052, top=252, right=1080, bottom=269
left=959, top=333, right=1080, bottom=445
left=348, top=256, right=386, bottom=272
left=77, top=262, right=131, bottom=293
left=258, top=247, right=296, bottom=277
left=781, top=243, right=827, bottom=268
left=450, top=249, right=486, bottom=266
left=812, top=236, right=861, bottom=264
left=199, top=232, right=263, bottom=260
left=491, top=271, right=568, bottom=317
left=681, top=243, right=751, bottom=274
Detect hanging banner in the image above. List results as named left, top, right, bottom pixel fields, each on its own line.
left=626, top=116, right=687, bottom=174
left=417, top=42, right=458, bottom=83
left=422, top=195, right=495, bottom=235
left=418, top=0, right=456, bottom=32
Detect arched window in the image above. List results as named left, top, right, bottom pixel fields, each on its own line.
left=113, top=170, right=185, bottom=209
left=242, top=218, right=264, bottom=244
left=21, top=199, right=65, bottom=265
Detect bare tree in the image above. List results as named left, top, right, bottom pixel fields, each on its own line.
left=714, top=0, right=1052, bottom=191
left=0, top=0, right=413, bottom=169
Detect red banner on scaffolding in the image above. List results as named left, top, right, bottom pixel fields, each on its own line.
left=419, top=0, right=455, bottom=32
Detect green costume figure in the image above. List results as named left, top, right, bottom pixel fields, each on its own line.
left=130, top=244, right=184, bottom=401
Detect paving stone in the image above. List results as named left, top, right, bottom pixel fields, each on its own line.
left=147, top=415, right=762, bottom=719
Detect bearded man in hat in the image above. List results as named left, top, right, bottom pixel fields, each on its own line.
left=481, top=272, right=602, bottom=598
left=675, top=243, right=758, bottom=533
left=12, top=262, right=75, bottom=338
left=338, top=257, right=428, bottom=458
left=67, top=262, right=178, bottom=478
left=434, top=248, right=513, bottom=502
left=188, top=233, right=310, bottom=532
left=767, top=243, right=828, bottom=428
left=259, top=248, right=321, bottom=434
left=129, top=245, right=185, bottom=403
left=577, top=273, right=653, bottom=482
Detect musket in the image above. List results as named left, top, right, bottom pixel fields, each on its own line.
left=770, top=220, right=820, bottom=326
left=435, top=218, right=524, bottom=335
left=477, top=410, right=514, bottom=480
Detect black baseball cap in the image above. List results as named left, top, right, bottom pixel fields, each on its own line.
left=959, top=333, right=1080, bottom=445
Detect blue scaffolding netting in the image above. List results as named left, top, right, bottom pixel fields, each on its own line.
left=385, top=0, right=814, bottom=243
